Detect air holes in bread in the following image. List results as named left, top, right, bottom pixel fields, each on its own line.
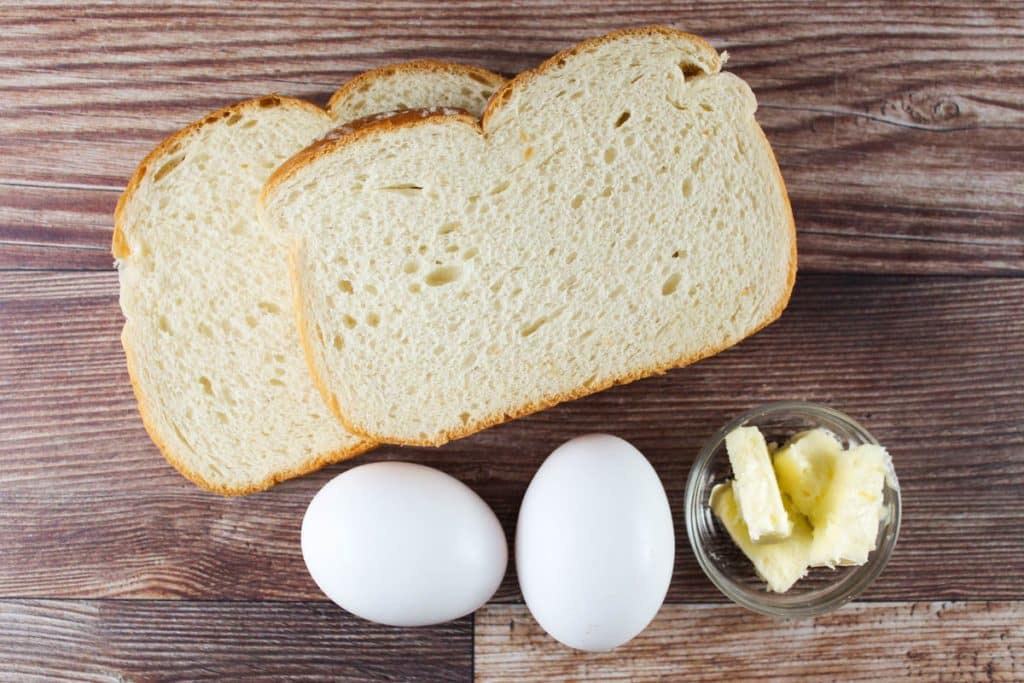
left=342, top=314, right=357, bottom=329
left=662, top=273, right=682, bottom=296
left=604, top=147, right=617, bottom=163
left=226, top=113, right=243, bottom=126
left=571, top=194, right=584, bottom=209
left=438, top=222, right=460, bottom=235
left=366, top=313, right=380, bottom=327
left=172, top=424, right=194, bottom=452
left=258, top=301, right=280, bottom=315
left=614, top=111, right=631, bottom=128
left=158, top=316, right=172, bottom=334
left=258, top=96, right=281, bottom=108
left=679, top=62, right=704, bottom=80
left=381, top=183, right=423, bottom=194
left=403, top=259, right=419, bottom=274
left=338, top=279, right=354, bottom=293
left=153, top=155, right=185, bottom=183
left=682, top=177, right=694, bottom=198
left=199, top=376, right=214, bottom=396
left=668, top=98, right=688, bottom=112
left=425, top=265, right=461, bottom=286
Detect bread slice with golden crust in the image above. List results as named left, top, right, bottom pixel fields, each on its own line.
left=264, top=27, right=796, bottom=447
left=115, top=63, right=505, bottom=494
left=329, top=60, right=505, bottom=122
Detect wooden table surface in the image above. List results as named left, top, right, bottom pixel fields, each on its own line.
left=2, top=1, right=1022, bottom=681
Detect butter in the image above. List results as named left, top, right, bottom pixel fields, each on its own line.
left=711, top=426, right=890, bottom=592
left=807, top=444, right=889, bottom=567
left=772, top=428, right=842, bottom=521
left=710, top=483, right=811, bottom=593
left=725, top=426, right=792, bottom=542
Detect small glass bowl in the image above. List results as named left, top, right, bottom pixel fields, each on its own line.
left=685, top=401, right=901, bottom=618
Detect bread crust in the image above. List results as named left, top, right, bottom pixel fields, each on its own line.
left=326, top=59, right=505, bottom=115
left=263, top=27, right=797, bottom=447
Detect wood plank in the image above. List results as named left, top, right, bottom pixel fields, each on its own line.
left=0, top=599, right=471, bottom=682
left=0, top=183, right=116, bottom=270
left=1, top=1, right=1021, bottom=273
left=1, top=271, right=1021, bottom=601
left=475, top=602, right=1024, bottom=682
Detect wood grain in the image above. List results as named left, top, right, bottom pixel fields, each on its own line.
left=2, top=271, right=1021, bottom=601
left=1, top=1, right=1022, bottom=274
left=0, top=183, right=116, bottom=271
left=475, top=602, right=1024, bottom=682
left=0, top=599, right=471, bottom=682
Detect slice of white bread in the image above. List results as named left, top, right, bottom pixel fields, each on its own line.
left=329, top=59, right=505, bottom=122
left=114, top=63, right=506, bottom=494
left=263, top=27, right=796, bottom=447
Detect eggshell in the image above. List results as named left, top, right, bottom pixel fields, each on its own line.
left=516, top=434, right=674, bottom=651
left=302, top=462, right=507, bottom=626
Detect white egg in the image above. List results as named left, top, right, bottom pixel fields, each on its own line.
left=302, top=462, right=507, bottom=626
left=516, top=434, right=674, bottom=651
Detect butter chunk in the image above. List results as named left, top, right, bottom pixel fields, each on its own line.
left=725, top=426, right=792, bottom=542
left=710, top=483, right=811, bottom=593
left=772, top=428, right=842, bottom=521
left=807, top=444, right=889, bottom=567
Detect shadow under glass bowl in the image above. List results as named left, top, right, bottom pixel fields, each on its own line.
left=685, top=401, right=901, bottom=618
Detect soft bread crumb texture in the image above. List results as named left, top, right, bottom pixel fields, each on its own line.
left=329, top=60, right=505, bottom=122
left=265, top=28, right=796, bottom=446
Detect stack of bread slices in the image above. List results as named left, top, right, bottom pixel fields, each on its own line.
left=114, top=27, right=796, bottom=495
